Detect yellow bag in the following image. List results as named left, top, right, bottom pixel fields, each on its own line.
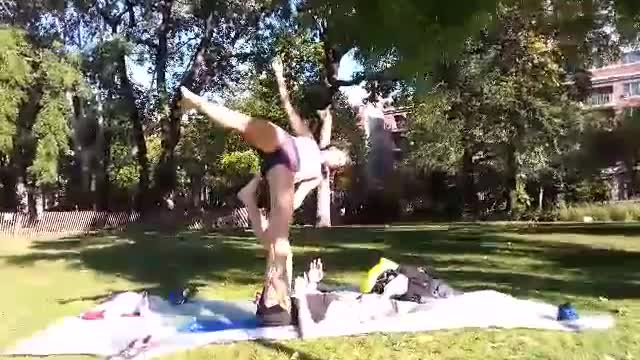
left=360, top=257, right=400, bottom=293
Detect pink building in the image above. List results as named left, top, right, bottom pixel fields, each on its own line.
left=353, top=104, right=411, bottom=189
left=355, top=104, right=410, bottom=157
left=587, top=50, right=640, bottom=200
left=588, top=50, right=640, bottom=114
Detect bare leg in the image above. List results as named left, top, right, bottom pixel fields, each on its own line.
left=180, top=87, right=253, bottom=132
left=180, top=87, right=288, bottom=153
left=238, top=176, right=275, bottom=281
left=238, top=175, right=269, bottom=247
left=264, top=165, right=295, bottom=292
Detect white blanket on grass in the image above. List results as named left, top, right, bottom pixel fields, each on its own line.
left=4, top=290, right=614, bottom=360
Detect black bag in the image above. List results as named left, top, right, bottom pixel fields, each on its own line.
left=394, top=265, right=458, bottom=303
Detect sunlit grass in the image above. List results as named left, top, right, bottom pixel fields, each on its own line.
left=1, top=224, right=639, bottom=359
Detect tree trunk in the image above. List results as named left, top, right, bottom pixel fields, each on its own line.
left=27, top=181, right=43, bottom=221
left=114, top=51, right=150, bottom=211
left=314, top=36, right=346, bottom=228
left=461, top=145, right=476, bottom=218
left=155, top=108, right=181, bottom=205
left=12, top=85, right=42, bottom=212
left=15, top=176, right=28, bottom=213
left=154, top=12, right=214, bottom=204
left=156, top=2, right=170, bottom=102
left=96, top=91, right=112, bottom=211
left=624, top=160, right=636, bottom=199
left=316, top=108, right=333, bottom=227
left=152, top=1, right=174, bottom=206
left=99, top=122, right=111, bottom=211
left=504, top=143, right=517, bottom=214
left=190, top=173, right=202, bottom=209
left=538, top=185, right=544, bottom=211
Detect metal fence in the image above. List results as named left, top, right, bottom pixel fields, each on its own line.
left=0, top=208, right=251, bottom=237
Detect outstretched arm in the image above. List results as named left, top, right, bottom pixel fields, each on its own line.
left=293, top=178, right=321, bottom=210
left=272, top=58, right=312, bottom=138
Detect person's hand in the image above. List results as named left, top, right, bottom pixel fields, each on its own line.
left=253, top=291, right=262, bottom=304
left=292, top=275, right=308, bottom=299
left=306, top=258, right=324, bottom=284
left=179, top=86, right=200, bottom=111
left=271, top=57, right=284, bottom=79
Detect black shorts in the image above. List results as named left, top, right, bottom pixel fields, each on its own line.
left=260, top=135, right=300, bottom=177
left=256, top=290, right=298, bottom=327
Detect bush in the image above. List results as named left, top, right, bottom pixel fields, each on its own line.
left=559, top=202, right=640, bottom=222
left=514, top=208, right=559, bottom=222
left=625, top=204, right=640, bottom=221
left=589, top=206, right=611, bottom=222
left=609, top=206, right=632, bottom=222
left=559, top=206, right=585, bottom=222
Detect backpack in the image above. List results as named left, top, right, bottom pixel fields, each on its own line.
left=371, top=265, right=458, bottom=303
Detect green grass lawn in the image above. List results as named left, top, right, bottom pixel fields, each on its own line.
left=1, top=224, right=640, bottom=360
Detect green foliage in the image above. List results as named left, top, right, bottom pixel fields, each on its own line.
left=28, top=46, right=83, bottom=185
left=402, top=5, right=591, bottom=217
left=558, top=202, right=640, bottom=222
left=574, top=178, right=611, bottom=203
left=609, top=205, right=633, bottom=222
left=298, top=0, right=638, bottom=85
left=229, top=76, right=289, bottom=127
left=146, top=135, right=163, bottom=168
left=0, top=27, right=83, bottom=186
left=28, top=93, right=71, bottom=185
left=511, top=177, right=532, bottom=216
left=406, top=91, right=463, bottom=173
left=227, top=29, right=325, bottom=129
left=108, top=141, right=139, bottom=190
left=579, top=110, right=640, bottom=175
left=1, top=0, right=639, bottom=215
left=0, top=28, right=32, bottom=156
left=178, top=116, right=226, bottom=168
left=218, top=150, right=260, bottom=179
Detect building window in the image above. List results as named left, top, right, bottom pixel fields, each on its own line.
left=622, top=51, right=640, bottom=64
left=590, top=92, right=611, bottom=106
left=623, top=81, right=640, bottom=97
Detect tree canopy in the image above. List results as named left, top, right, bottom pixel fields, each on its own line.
left=0, top=0, right=639, bottom=223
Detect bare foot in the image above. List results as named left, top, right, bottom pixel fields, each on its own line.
left=179, top=86, right=201, bottom=111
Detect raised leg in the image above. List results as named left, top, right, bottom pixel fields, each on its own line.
left=180, top=86, right=289, bottom=154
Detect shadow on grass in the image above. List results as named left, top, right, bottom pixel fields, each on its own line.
left=2, top=225, right=640, bottom=301
left=256, top=340, right=325, bottom=360
left=520, top=223, right=640, bottom=236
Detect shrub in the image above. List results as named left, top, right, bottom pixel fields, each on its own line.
left=625, top=204, right=640, bottom=221
left=559, top=202, right=640, bottom=222
left=589, top=206, right=611, bottom=222
left=559, top=206, right=585, bottom=222
left=609, top=205, right=632, bottom=222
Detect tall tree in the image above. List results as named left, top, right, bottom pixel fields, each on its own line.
left=131, top=0, right=275, bottom=205
left=0, top=27, right=85, bottom=213
left=403, top=4, right=595, bottom=217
